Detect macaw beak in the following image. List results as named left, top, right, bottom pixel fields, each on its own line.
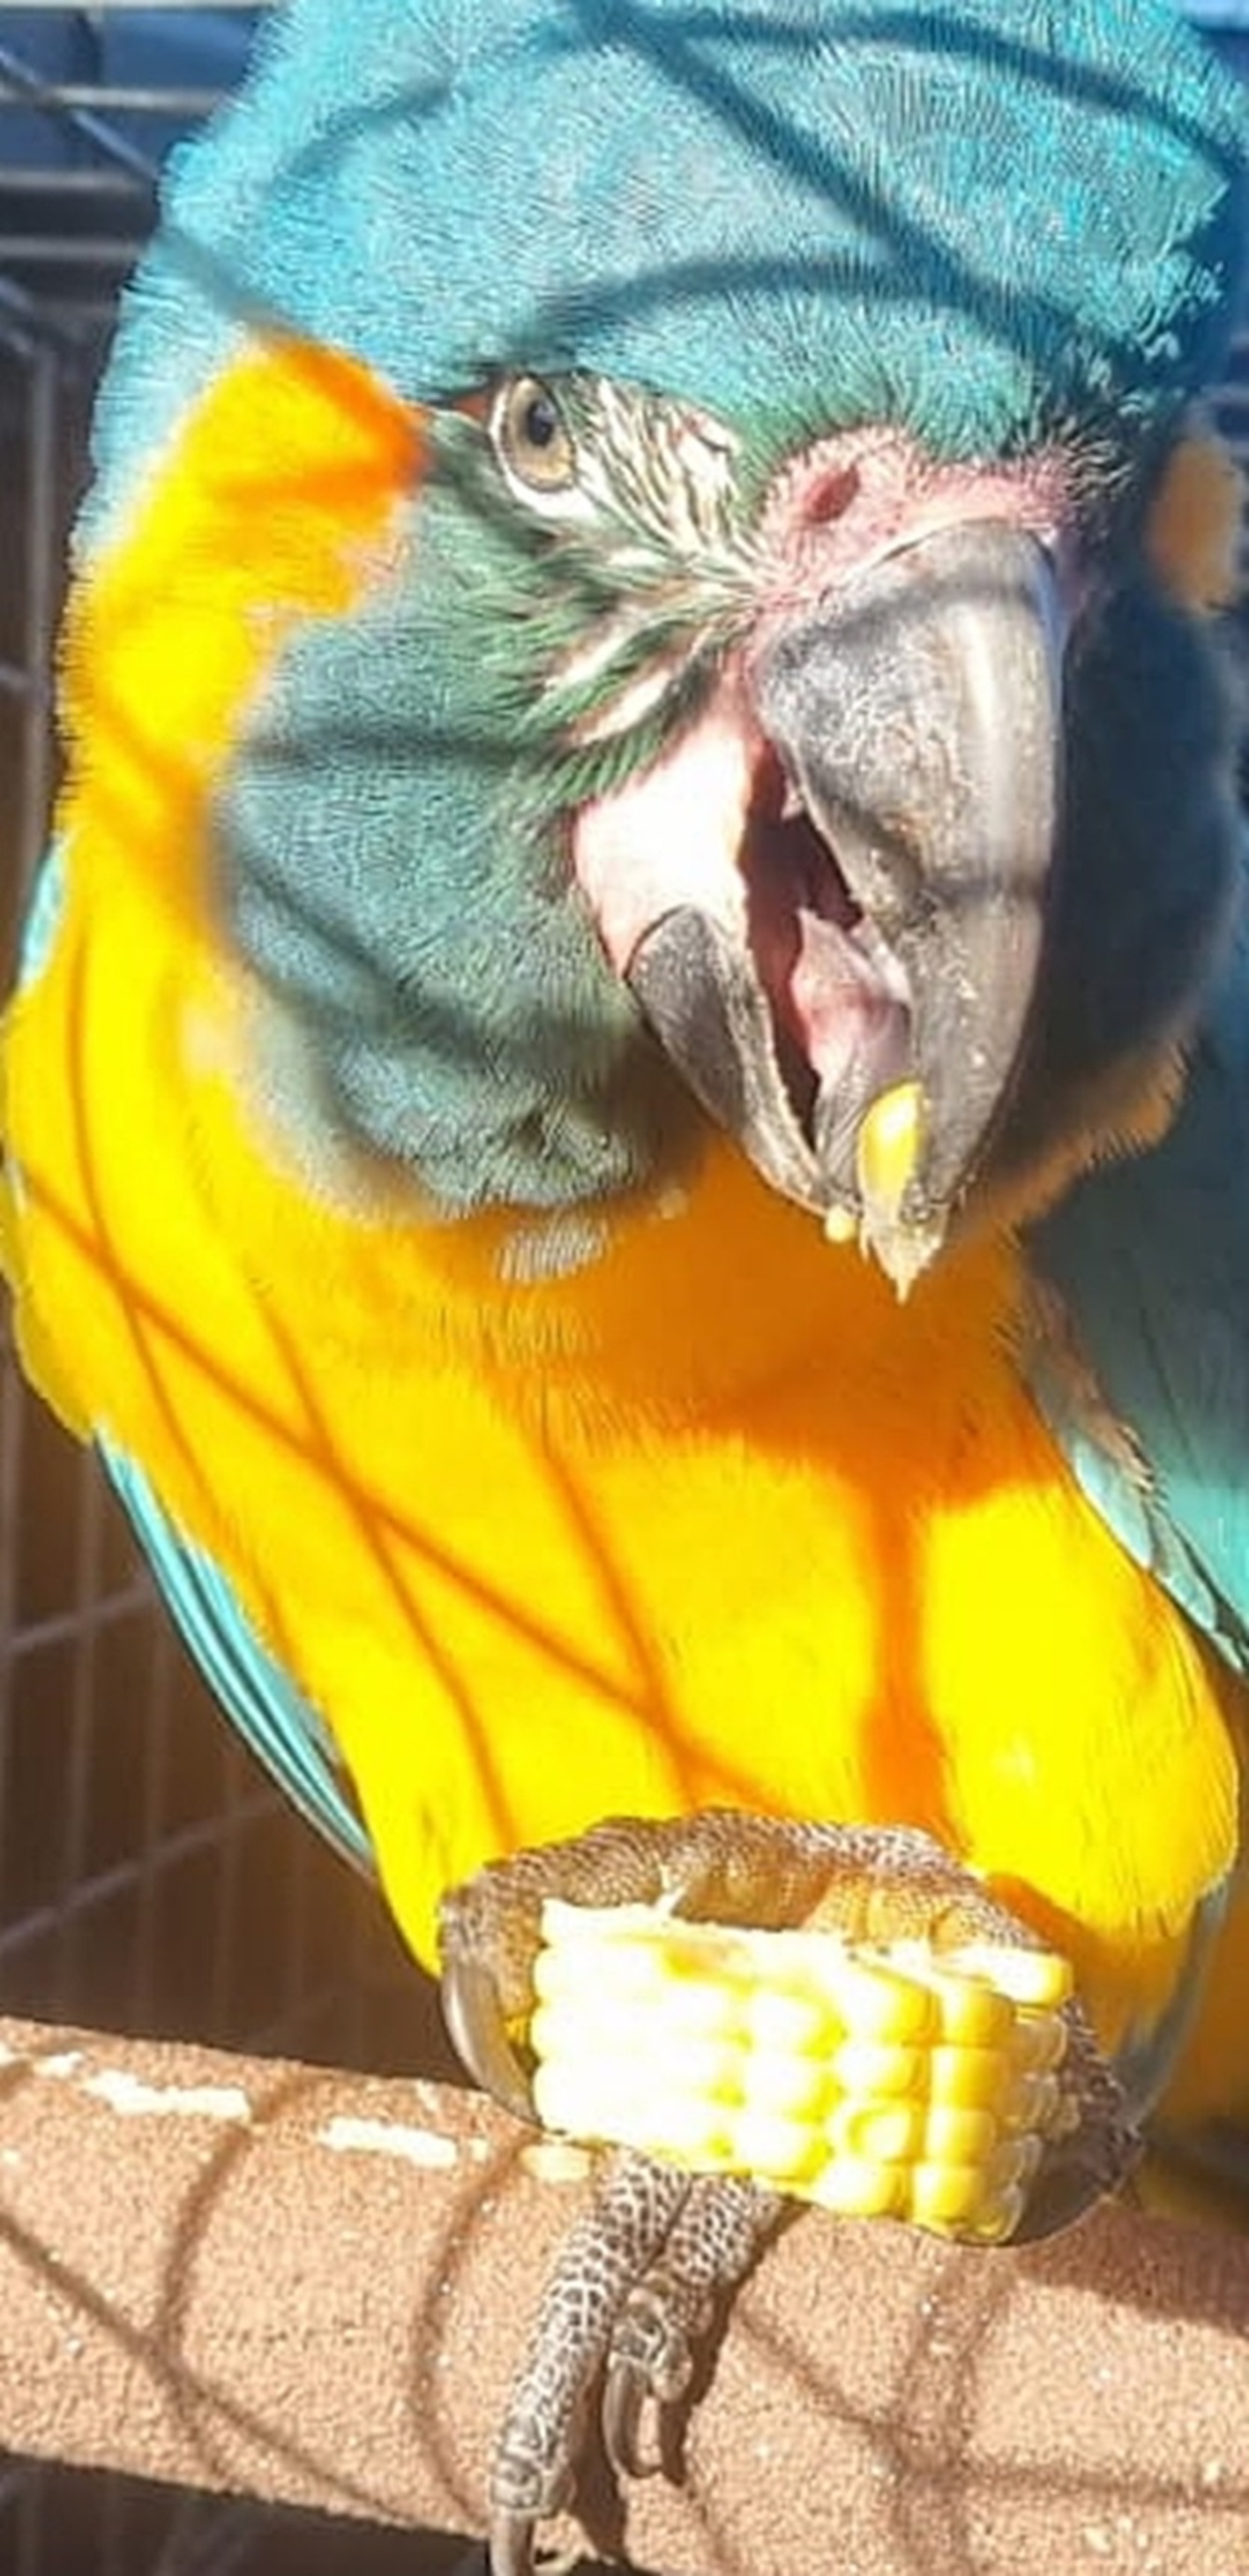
left=625, top=522, right=1066, bottom=1291
left=757, top=521, right=1065, bottom=1283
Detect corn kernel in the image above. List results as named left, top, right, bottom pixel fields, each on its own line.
left=744, top=1983, right=835, bottom=2055
left=825, top=2099, right=923, bottom=2163
left=622, top=2092, right=737, bottom=2162
left=728, top=2107, right=829, bottom=2182
left=531, top=1997, right=738, bottom=2082
left=830, top=2037, right=928, bottom=2098
left=856, top=1080, right=925, bottom=1216
left=809, top=2157, right=907, bottom=2219
left=529, top=1998, right=600, bottom=2067
left=987, top=2133, right=1044, bottom=2192
left=531, top=1894, right=1075, bottom=2250
left=942, top=1940, right=1072, bottom=2011
left=813, top=1950, right=937, bottom=2043
left=537, top=1902, right=670, bottom=1992
left=1011, top=2015, right=1067, bottom=2075
left=908, top=2159, right=992, bottom=2228
left=922, top=1968, right=1014, bottom=2048
left=741, top=2048, right=831, bottom=2119
left=532, top=2059, right=630, bottom=2136
left=999, top=2071, right=1061, bottom=2136
left=922, top=2103, right=999, bottom=2164
left=966, top=2184, right=1028, bottom=2245
left=533, top=1939, right=657, bottom=2009
left=928, top=2042, right=1014, bottom=2110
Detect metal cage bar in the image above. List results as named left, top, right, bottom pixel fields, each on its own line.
left=0, top=13, right=439, bottom=2568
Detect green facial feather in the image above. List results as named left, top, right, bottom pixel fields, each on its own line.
left=163, top=2, right=1249, bottom=1217
left=214, top=444, right=709, bottom=1214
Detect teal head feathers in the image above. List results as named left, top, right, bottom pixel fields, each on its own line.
left=91, top=1, right=1249, bottom=1280
left=102, top=0, right=1249, bottom=480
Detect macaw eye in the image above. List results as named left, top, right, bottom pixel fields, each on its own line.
left=492, top=375, right=578, bottom=495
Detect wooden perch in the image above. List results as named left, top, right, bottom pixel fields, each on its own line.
left=0, top=2010, right=1248, bottom=2572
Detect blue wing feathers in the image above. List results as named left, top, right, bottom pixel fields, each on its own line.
left=1029, top=847, right=1249, bottom=1676
left=102, top=1441, right=377, bottom=1877
left=18, top=830, right=379, bottom=1876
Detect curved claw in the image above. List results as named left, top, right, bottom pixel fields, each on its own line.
left=602, top=2356, right=664, bottom=2481
left=488, top=2504, right=540, bottom=2576
left=440, top=1952, right=536, bottom=2123
left=489, top=2430, right=578, bottom=2576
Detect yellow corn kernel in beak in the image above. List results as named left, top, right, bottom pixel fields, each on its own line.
left=529, top=1899, right=1073, bottom=2245
left=855, top=1080, right=926, bottom=1219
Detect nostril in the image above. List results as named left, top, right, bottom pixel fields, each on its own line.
left=803, top=462, right=860, bottom=526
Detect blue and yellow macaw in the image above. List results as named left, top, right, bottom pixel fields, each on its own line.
left=5, top=0, right=1249, bottom=2563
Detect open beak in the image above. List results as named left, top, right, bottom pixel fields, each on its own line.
left=624, top=522, right=1066, bottom=1291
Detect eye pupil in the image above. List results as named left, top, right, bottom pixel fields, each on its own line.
left=524, top=395, right=560, bottom=451
left=493, top=373, right=577, bottom=496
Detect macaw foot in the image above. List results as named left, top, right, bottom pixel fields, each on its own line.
left=484, top=2146, right=782, bottom=2576
left=439, top=1811, right=1138, bottom=2576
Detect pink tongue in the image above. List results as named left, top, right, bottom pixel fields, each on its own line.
left=570, top=662, right=909, bottom=1118
left=788, top=909, right=898, bottom=1092
left=747, top=847, right=901, bottom=1099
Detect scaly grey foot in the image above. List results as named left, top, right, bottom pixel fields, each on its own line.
left=440, top=1811, right=1137, bottom=2575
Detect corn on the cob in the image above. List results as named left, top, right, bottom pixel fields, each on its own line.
left=529, top=1899, right=1073, bottom=2244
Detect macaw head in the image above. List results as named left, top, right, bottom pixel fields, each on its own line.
left=99, top=0, right=1249, bottom=1288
